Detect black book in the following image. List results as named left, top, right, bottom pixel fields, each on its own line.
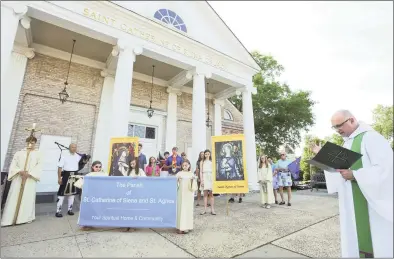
left=306, top=141, right=362, bottom=172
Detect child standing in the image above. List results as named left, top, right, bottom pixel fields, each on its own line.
left=145, top=157, right=160, bottom=176
left=257, top=155, right=275, bottom=208
left=176, top=160, right=198, bottom=234
left=200, top=149, right=216, bottom=215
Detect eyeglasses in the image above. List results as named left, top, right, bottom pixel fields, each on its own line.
left=331, top=118, right=350, bottom=130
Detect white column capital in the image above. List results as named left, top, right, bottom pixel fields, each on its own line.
left=186, top=67, right=212, bottom=80
left=213, top=99, right=225, bottom=107
left=112, top=39, right=143, bottom=59
left=13, top=45, right=35, bottom=59
left=20, top=15, right=31, bottom=29
left=166, top=86, right=182, bottom=96
left=1, top=2, right=28, bottom=18
left=100, top=69, right=115, bottom=78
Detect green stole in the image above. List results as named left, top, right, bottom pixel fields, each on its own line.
left=350, top=132, right=374, bottom=258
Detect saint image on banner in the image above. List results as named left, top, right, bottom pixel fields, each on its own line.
left=212, top=134, right=248, bottom=194
left=216, top=141, right=244, bottom=181
left=107, top=137, right=139, bottom=176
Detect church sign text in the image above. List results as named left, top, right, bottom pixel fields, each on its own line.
left=82, top=8, right=227, bottom=71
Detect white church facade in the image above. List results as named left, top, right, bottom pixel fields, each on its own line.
left=1, top=1, right=260, bottom=196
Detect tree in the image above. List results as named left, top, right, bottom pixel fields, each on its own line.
left=300, top=135, right=325, bottom=181
left=324, top=133, right=344, bottom=146
left=372, top=105, right=393, bottom=147
left=229, top=51, right=316, bottom=157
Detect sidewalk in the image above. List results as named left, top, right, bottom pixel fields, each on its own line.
left=1, top=190, right=340, bottom=258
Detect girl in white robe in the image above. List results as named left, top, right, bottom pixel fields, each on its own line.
left=176, top=160, right=198, bottom=234
left=257, top=155, right=275, bottom=208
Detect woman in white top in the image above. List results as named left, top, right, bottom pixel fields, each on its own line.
left=199, top=149, right=216, bottom=215
left=257, top=155, right=275, bottom=208
left=75, top=161, right=106, bottom=231
left=127, top=158, right=146, bottom=177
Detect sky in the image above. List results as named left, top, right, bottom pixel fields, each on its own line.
left=209, top=1, right=393, bottom=155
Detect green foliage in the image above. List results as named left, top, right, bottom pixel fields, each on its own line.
left=229, top=51, right=316, bottom=157
left=300, top=135, right=326, bottom=181
left=372, top=105, right=393, bottom=147
left=324, top=133, right=344, bottom=146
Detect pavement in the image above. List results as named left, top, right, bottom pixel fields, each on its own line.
left=1, top=190, right=340, bottom=258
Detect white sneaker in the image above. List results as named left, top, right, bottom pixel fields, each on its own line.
left=266, top=205, right=271, bottom=209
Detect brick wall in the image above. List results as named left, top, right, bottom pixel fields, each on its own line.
left=4, top=53, right=103, bottom=171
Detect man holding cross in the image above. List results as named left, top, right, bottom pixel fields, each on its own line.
left=1, top=129, right=43, bottom=226
left=312, top=110, right=393, bottom=258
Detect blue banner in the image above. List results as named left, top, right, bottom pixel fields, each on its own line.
left=288, top=157, right=301, bottom=180
left=78, top=176, right=177, bottom=228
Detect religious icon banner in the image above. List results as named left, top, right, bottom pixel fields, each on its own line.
left=78, top=176, right=177, bottom=228
left=107, top=137, right=139, bottom=176
left=212, top=134, right=249, bottom=194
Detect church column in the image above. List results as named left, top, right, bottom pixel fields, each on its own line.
left=165, top=87, right=182, bottom=152
left=1, top=3, right=28, bottom=85
left=242, top=88, right=259, bottom=191
left=93, top=70, right=115, bottom=171
left=213, top=99, right=224, bottom=136
left=110, top=40, right=143, bottom=137
left=1, top=46, right=35, bottom=171
left=190, top=69, right=211, bottom=164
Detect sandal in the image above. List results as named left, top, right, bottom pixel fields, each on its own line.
left=211, top=212, right=216, bottom=215
left=200, top=212, right=207, bottom=215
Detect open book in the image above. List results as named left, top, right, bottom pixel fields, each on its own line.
left=306, top=141, right=362, bottom=172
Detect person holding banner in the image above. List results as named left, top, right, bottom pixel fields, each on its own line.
left=127, top=158, right=146, bottom=177
left=257, top=155, right=275, bottom=209
left=74, top=161, right=106, bottom=231
left=200, top=149, right=216, bottom=215
left=145, top=157, right=160, bottom=177
left=176, top=160, right=198, bottom=234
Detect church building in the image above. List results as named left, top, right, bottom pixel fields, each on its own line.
left=1, top=1, right=260, bottom=198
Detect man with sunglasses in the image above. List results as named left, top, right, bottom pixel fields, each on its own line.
left=274, top=152, right=292, bottom=206
left=312, top=110, right=393, bottom=258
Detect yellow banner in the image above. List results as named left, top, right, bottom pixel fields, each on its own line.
left=107, top=137, right=139, bottom=176
left=212, top=134, right=249, bottom=194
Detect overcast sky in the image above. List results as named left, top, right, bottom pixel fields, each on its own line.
left=209, top=1, right=393, bottom=155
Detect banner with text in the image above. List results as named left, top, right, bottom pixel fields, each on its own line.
left=78, top=176, right=177, bottom=228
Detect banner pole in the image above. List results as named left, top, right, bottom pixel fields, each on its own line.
left=226, top=194, right=229, bottom=216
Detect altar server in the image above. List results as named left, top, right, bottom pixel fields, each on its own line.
left=176, top=160, right=198, bottom=234
left=312, top=110, right=393, bottom=258
left=1, top=136, right=42, bottom=226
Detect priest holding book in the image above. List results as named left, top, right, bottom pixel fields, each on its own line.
left=312, top=110, right=393, bottom=258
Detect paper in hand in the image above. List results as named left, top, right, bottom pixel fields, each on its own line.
left=306, top=142, right=362, bottom=172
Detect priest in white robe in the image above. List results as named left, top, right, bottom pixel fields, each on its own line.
left=312, top=110, right=393, bottom=258
left=1, top=136, right=43, bottom=226
left=176, top=161, right=198, bottom=234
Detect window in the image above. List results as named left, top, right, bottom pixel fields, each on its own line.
left=154, top=9, right=187, bottom=33
left=224, top=109, right=234, bottom=121
left=128, top=124, right=157, bottom=139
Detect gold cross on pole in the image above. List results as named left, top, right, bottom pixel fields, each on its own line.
left=25, top=123, right=40, bottom=149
